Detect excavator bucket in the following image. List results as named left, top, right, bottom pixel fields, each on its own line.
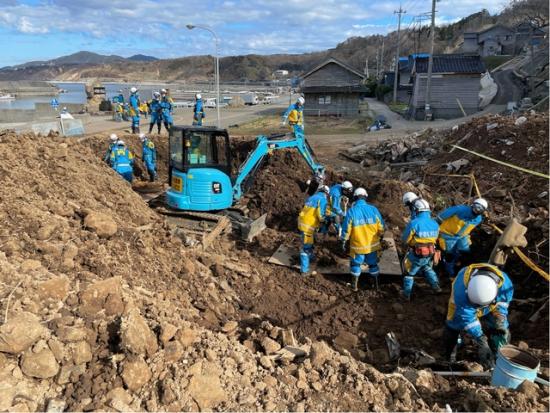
left=242, top=213, right=267, bottom=242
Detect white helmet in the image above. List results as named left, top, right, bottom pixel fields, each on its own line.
left=130, top=87, right=137, bottom=94
left=153, top=91, right=160, bottom=98
left=319, top=185, right=329, bottom=194
left=161, top=88, right=167, bottom=94
left=196, top=93, right=202, bottom=99
left=413, top=198, right=430, bottom=212
left=139, top=133, right=146, bottom=141
left=342, top=181, right=353, bottom=190
left=109, top=133, right=118, bottom=142
left=402, top=192, right=419, bottom=206
left=117, top=140, right=125, bottom=146
left=472, top=198, right=488, bottom=215
left=354, top=187, right=368, bottom=198
left=467, top=271, right=498, bottom=306
left=297, top=96, right=305, bottom=105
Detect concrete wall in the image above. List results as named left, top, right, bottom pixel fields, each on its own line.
left=0, top=81, right=57, bottom=95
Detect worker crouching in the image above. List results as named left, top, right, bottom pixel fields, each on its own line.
left=401, top=199, right=441, bottom=300
left=341, top=188, right=385, bottom=291
left=297, top=185, right=329, bottom=276
left=109, top=140, right=134, bottom=183
left=323, top=180, right=353, bottom=236
left=443, top=263, right=513, bottom=369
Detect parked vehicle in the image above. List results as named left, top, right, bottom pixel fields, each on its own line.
left=242, top=93, right=259, bottom=105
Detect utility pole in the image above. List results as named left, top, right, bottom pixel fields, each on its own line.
left=376, top=52, right=380, bottom=78
left=393, top=5, right=406, bottom=103
left=365, top=57, right=369, bottom=77
left=380, top=38, right=385, bottom=75
left=425, top=0, right=437, bottom=119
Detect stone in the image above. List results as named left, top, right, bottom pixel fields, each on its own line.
left=83, top=212, right=117, bottom=237
left=21, top=348, right=59, bottom=379
left=281, top=329, right=297, bottom=347
left=259, top=356, right=273, bottom=369
left=79, top=277, right=123, bottom=318
left=312, top=381, right=323, bottom=391
left=38, top=277, right=70, bottom=302
left=263, top=375, right=278, bottom=387
left=121, top=309, right=158, bottom=357
left=46, top=399, right=66, bottom=413
left=396, top=313, right=405, bottom=321
left=517, top=341, right=529, bottom=350
left=187, top=362, right=227, bottom=410
left=106, top=387, right=133, bottom=405
left=221, top=321, right=238, bottom=334
left=122, top=359, right=152, bottom=391
left=164, top=341, right=184, bottom=363
left=310, top=341, right=332, bottom=369
left=36, top=224, right=57, bottom=241
left=517, top=380, right=539, bottom=400
left=56, top=326, right=87, bottom=342
left=333, top=331, right=359, bottom=350
left=160, top=323, right=178, bottom=344
left=177, top=328, right=198, bottom=348
left=0, top=312, right=46, bottom=354
left=261, top=337, right=281, bottom=355
left=20, top=259, right=42, bottom=272
left=72, top=341, right=92, bottom=365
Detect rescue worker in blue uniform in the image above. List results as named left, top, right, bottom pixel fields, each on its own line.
left=443, top=263, right=513, bottom=368
left=109, top=140, right=134, bottom=183
left=148, top=92, right=162, bottom=134
left=297, top=185, right=329, bottom=276
left=401, top=199, right=441, bottom=300
left=193, top=93, right=205, bottom=126
left=282, top=96, right=305, bottom=135
left=139, top=133, right=157, bottom=182
left=341, top=188, right=385, bottom=291
left=402, top=191, right=420, bottom=220
left=103, top=133, right=119, bottom=163
left=160, top=88, right=173, bottom=132
left=113, top=90, right=124, bottom=104
left=129, top=87, right=140, bottom=134
left=322, top=181, right=353, bottom=236
left=437, top=198, right=488, bottom=277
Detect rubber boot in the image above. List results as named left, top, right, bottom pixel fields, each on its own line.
left=136, top=126, right=140, bottom=134
left=351, top=276, right=359, bottom=292
left=148, top=124, right=153, bottom=133
left=300, top=251, right=310, bottom=276
left=131, top=125, right=136, bottom=134
left=158, top=124, right=161, bottom=134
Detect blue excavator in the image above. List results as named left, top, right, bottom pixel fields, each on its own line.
left=166, top=126, right=324, bottom=212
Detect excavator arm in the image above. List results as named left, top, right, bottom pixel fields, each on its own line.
left=232, top=130, right=324, bottom=201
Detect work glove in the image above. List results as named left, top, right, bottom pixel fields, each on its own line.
left=477, top=336, right=495, bottom=369
left=490, top=328, right=510, bottom=351
left=341, top=240, right=347, bottom=253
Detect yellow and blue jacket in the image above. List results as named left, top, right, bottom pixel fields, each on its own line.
left=298, top=192, right=328, bottom=236
left=129, top=93, right=140, bottom=117
left=402, top=211, right=439, bottom=247
left=437, top=205, right=482, bottom=247
left=446, top=263, right=513, bottom=341
left=283, top=103, right=303, bottom=126
left=142, top=139, right=156, bottom=162
left=110, top=145, right=134, bottom=174
left=328, top=184, right=347, bottom=217
left=341, top=199, right=385, bottom=257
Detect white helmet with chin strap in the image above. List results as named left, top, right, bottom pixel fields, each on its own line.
left=402, top=191, right=419, bottom=206
left=342, top=181, right=353, bottom=191
left=472, top=198, right=488, bottom=215
left=467, top=270, right=499, bottom=306
left=139, top=133, right=146, bottom=142
left=130, top=87, right=137, bottom=94
left=319, top=185, right=329, bottom=194
left=109, top=133, right=118, bottom=142
left=353, top=187, right=368, bottom=199
left=413, top=198, right=431, bottom=212
left=196, top=93, right=202, bottom=99
left=297, top=96, right=305, bottom=105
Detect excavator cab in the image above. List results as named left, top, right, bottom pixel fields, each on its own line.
left=167, top=126, right=233, bottom=211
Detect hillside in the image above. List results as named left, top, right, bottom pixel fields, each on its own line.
left=0, top=0, right=546, bottom=82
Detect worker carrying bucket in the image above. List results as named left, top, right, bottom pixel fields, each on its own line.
left=443, top=263, right=514, bottom=369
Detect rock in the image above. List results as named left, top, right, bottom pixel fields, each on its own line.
left=396, top=314, right=405, bottom=321
left=391, top=303, right=404, bottom=313
left=160, top=323, right=178, bottom=344
left=106, top=387, right=133, bottom=406
left=517, top=380, right=539, bottom=400
left=259, top=356, right=273, bottom=369
left=177, top=328, right=198, bottom=348
left=36, top=224, right=57, bottom=241
left=72, top=341, right=92, bottom=365
left=515, top=116, right=527, bottom=126
left=310, top=341, right=331, bottom=369
left=0, top=312, right=46, bottom=354
left=83, top=212, right=117, bottom=237
left=222, top=321, right=238, bottom=334
left=79, top=277, right=123, bottom=317
left=56, top=326, right=87, bottom=342
left=46, top=399, right=66, bottom=413
left=21, top=348, right=59, bottom=379
left=486, top=122, right=499, bottom=131
left=37, top=277, right=70, bottom=301
left=164, top=341, right=184, bottom=363
left=120, top=309, right=158, bottom=357
left=187, top=362, right=227, bottom=410
left=263, top=375, right=278, bottom=387
left=261, top=337, right=281, bottom=355
left=333, top=331, right=359, bottom=350
left=281, top=329, right=297, bottom=346
left=20, top=259, right=42, bottom=272
left=122, top=358, right=152, bottom=391
left=517, top=341, right=529, bottom=350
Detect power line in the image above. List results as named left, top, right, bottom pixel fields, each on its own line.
left=393, top=4, right=406, bottom=103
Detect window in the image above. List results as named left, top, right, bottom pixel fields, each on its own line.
left=318, top=95, right=331, bottom=105
left=169, top=133, right=184, bottom=171
left=187, top=133, right=213, bottom=165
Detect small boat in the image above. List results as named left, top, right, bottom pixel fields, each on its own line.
left=0, top=93, right=15, bottom=100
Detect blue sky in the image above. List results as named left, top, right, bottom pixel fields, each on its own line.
left=1, top=0, right=506, bottom=66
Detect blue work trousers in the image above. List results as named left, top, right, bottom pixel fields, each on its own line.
left=299, top=232, right=315, bottom=274
left=350, top=252, right=379, bottom=279
left=402, top=251, right=439, bottom=297
left=440, top=235, right=471, bottom=278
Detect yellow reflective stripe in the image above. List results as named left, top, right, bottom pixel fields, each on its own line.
left=463, top=263, right=504, bottom=286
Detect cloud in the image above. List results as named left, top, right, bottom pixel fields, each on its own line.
left=0, top=0, right=507, bottom=63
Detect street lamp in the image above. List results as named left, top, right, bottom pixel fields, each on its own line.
left=187, top=24, right=220, bottom=127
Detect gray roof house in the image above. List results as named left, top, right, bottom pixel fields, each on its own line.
left=300, top=58, right=367, bottom=117
left=409, top=54, right=485, bottom=120
left=462, top=24, right=546, bottom=56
